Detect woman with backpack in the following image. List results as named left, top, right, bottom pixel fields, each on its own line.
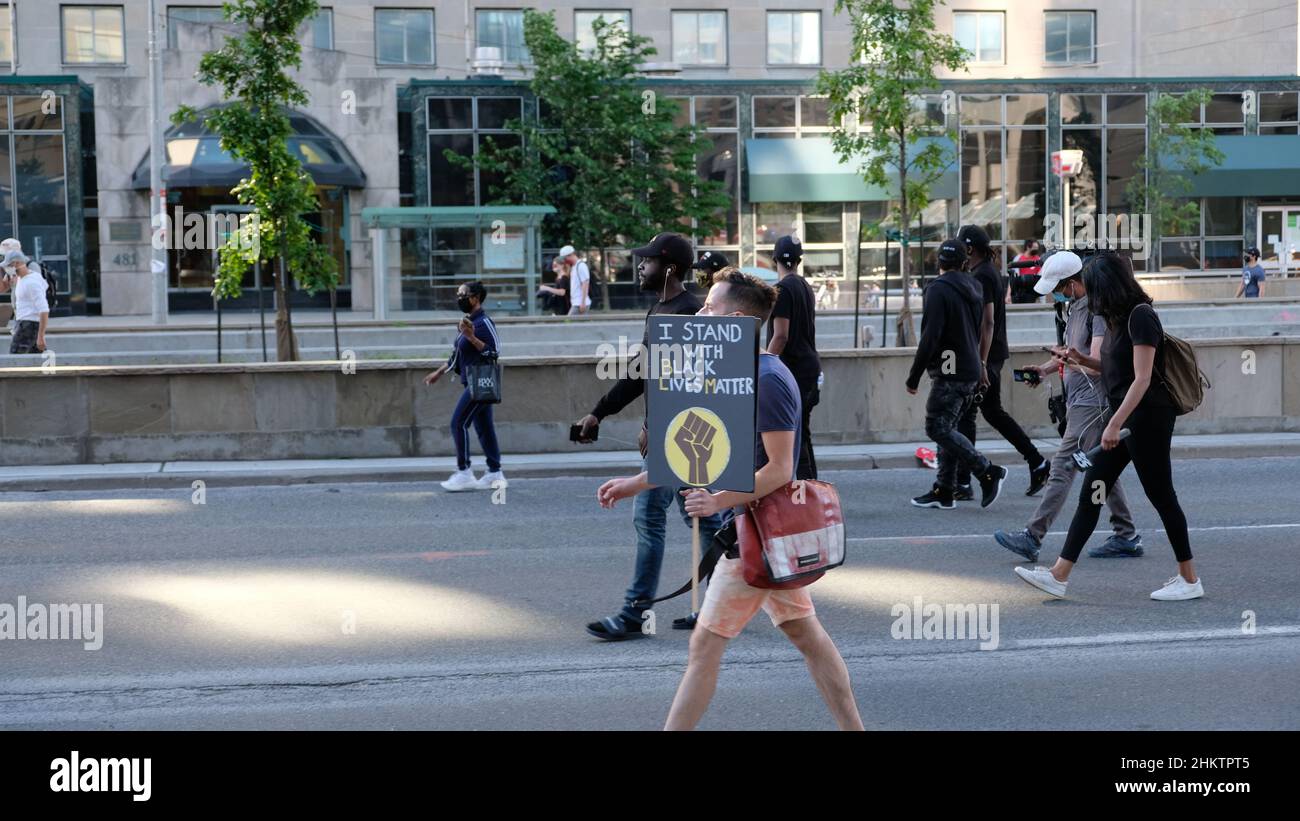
left=424, top=281, right=505, bottom=492
left=1013, top=252, right=1203, bottom=601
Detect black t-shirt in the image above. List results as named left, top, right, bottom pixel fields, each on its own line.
left=1100, top=302, right=1174, bottom=411
left=970, top=259, right=1009, bottom=364
left=766, top=273, right=821, bottom=389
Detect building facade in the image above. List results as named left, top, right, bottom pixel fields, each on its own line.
left=1, top=0, right=1297, bottom=316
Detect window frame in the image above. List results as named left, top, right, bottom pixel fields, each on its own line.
left=765, top=10, right=822, bottom=67
left=61, top=4, right=127, bottom=66
left=374, top=7, right=436, bottom=67
left=670, top=9, right=729, bottom=67
left=1044, top=9, right=1096, bottom=66
left=952, top=10, right=1005, bottom=66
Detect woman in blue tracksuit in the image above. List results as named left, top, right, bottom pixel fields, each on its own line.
left=424, top=281, right=504, bottom=492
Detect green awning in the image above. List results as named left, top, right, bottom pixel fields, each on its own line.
left=745, top=136, right=957, bottom=203
left=1166, top=135, right=1300, bottom=197
left=360, top=205, right=556, bottom=229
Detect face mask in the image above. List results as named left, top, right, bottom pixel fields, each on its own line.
left=456, top=295, right=473, bottom=313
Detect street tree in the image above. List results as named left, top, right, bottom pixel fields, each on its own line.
left=1125, top=89, right=1225, bottom=271
left=817, top=0, right=967, bottom=346
left=175, top=0, right=337, bottom=361
left=457, top=10, right=730, bottom=306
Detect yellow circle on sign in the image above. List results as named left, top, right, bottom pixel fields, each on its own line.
left=664, top=407, right=731, bottom=488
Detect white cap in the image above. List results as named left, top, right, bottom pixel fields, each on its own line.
left=1033, top=250, right=1083, bottom=295
left=558, top=245, right=575, bottom=257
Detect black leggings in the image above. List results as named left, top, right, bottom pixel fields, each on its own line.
left=1059, top=404, right=1192, bottom=563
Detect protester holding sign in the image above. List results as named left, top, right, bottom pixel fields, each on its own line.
left=597, top=269, right=863, bottom=731
left=578, top=232, right=723, bottom=640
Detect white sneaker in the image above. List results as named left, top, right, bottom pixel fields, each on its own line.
left=1150, top=575, right=1204, bottom=601
left=440, top=469, right=479, bottom=492
left=1014, top=565, right=1068, bottom=598
left=475, top=471, right=507, bottom=490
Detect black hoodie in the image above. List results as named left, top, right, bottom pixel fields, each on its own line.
left=907, top=270, right=984, bottom=390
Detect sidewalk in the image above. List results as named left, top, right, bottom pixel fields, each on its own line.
left=1, top=432, right=1297, bottom=492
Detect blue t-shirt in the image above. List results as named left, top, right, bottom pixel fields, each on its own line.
left=1242, top=265, right=1266, bottom=298
left=756, top=352, right=802, bottom=479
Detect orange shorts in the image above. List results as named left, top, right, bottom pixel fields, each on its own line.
left=697, top=555, right=816, bottom=639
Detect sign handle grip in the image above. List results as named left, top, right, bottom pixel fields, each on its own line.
left=691, top=516, right=700, bottom=614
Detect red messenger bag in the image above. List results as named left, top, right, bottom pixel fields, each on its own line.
left=735, top=479, right=846, bottom=589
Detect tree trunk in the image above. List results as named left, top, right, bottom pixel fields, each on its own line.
left=275, top=251, right=299, bottom=362
left=896, top=139, right=917, bottom=347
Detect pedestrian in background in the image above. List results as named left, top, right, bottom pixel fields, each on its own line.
left=1236, top=247, right=1265, bottom=299
left=1014, top=252, right=1202, bottom=601
left=766, top=234, right=822, bottom=481
left=994, top=250, right=1142, bottom=561
left=424, top=281, right=505, bottom=492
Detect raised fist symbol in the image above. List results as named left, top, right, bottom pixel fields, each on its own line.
left=674, top=411, right=718, bottom=485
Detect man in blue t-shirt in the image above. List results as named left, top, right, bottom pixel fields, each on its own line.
left=595, top=268, right=863, bottom=731
left=1237, top=248, right=1266, bottom=299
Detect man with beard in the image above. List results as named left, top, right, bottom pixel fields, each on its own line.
left=574, top=232, right=723, bottom=640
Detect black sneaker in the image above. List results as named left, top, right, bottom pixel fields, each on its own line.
left=954, top=484, right=975, bottom=501
left=978, top=465, right=1007, bottom=508
left=1026, top=460, right=1050, bottom=496
left=911, top=485, right=955, bottom=510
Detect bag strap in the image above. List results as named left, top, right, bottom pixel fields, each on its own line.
left=632, top=523, right=734, bottom=608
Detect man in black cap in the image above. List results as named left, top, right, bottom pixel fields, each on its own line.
left=954, top=224, right=1050, bottom=499
left=906, top=239, right=1007, bottom=509
left=689, top=250, right=730, bottom=287
left=766, top=234, right=822, bottom=480
left=574, top=231, right=723, bottom=640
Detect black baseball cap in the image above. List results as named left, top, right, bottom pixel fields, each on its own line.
left=690, top=250, right=731, bottom=274
left=774, top=234, right=803, bottom=264
left=957, top=224, right=992, bottom=254
left=631, top=232, right=694, bottom=272
left=937, top=239, right=966, bottom=269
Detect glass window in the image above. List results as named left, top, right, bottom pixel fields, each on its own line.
left=311, top=8, right=334, bottom=51
left=0, top=4, right=11, bottom=64
left=62, top=5, right=126, bottom=64
left=1045, top=10, right=1094, bottom=64
left=1005, top=94, right=1047, bottom=127
left=167, top=6, right=226, bottom=49
left=376, top=9, right=435, bottom=65
left=695, top=96, right=737, bottom=128
left=427, top=98, right=472, bottom=130
left=477, top=97, right=521, bottom=130
left=1061, top=94, right=1102, bottom=126
left=575, top=10, right=630, bottom=53
left=953, top=11, right=1003, bottom=64
left=754, top=96, right=797, bottom=129
left=767, top=11, right=820, bottom=65
left=960, top=95, right=1001, bottom=126
left=672, top=11, right=727, bottom=66
left=1106, top=94, right=1146, bottom=125
left=477, top=10, right=529, bottom=64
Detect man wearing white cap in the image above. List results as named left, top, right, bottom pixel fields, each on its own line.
left=992, top=250, right=1143, bottom=562
left=560, top=244, right=590, bottom=315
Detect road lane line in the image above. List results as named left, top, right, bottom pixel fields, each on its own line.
left=847, top=522, right=1300, bottom=543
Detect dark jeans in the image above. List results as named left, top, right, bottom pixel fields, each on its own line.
left=925, top=378, right=991, bottom=491
left=621, top=463, right=722, bottom=621
left=797, top=383, right=819, bottom=481
left=1060, top=405, right=1192, bottom=563
left=957, top=360, right=1044, bottom=485
left=450, top=387, right=501, bottom=472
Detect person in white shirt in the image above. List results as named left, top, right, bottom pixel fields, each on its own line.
left=0, top=250, right=49, bottom=353
left=560, top=244, right=591, bottom=315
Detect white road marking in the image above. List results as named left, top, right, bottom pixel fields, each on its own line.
left=848, top=522, right=1300, bottom=544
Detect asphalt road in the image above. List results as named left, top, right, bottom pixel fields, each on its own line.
left=1, top=456, right=1297, bottom=730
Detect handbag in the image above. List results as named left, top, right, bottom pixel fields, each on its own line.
left=466, top=351, right=502, bottom=404
left=735, top=479, right=846, bottom=589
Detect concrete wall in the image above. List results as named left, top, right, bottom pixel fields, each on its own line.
left=1, top=336, right=1295, bottom=466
